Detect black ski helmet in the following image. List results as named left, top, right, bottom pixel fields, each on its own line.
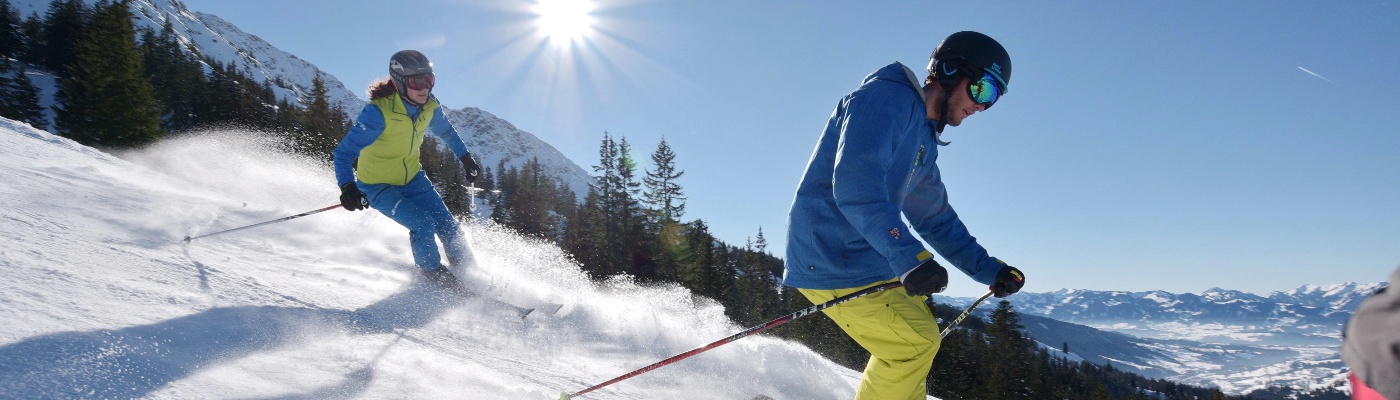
left=928, top=31, right=1011, bottom=95
left=389, top=50, right=434, bottom=101
left=926, top=31, right=1011, bottom=133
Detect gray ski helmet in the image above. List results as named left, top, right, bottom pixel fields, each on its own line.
left=389, top=50, right=434, bottom=98
left=928, top=31, right=1011, bottom=95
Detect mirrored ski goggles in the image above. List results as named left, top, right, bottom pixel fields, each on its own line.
left=404, top=74, right=435, bottom=90
left=967, top=72, right=1003, bottom=109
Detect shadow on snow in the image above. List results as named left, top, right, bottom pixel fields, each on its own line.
left=0, top=280, right=497, bottom=399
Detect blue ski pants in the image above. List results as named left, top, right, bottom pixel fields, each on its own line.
left=358, top=171, right=470, bottom=272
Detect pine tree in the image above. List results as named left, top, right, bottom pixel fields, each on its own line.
left=491, top=163, right=518, bottom=227
left=726, top=229, right=782, bottom=325
left=478, top=165, right=495, bottom=192
left=982, top=300, right=1034, bottom=398
left=551, top=178, right=576, bottom=240
left=296, top=73, right=346, bottom=160
left=495, top=157, right=561, bottom=239
left=54, top=0, right=161, bottom=148
left=564, top=188, right=605, bottom=278
left=642, top=137, right=685, bottom=222
left=650, top=217, right=685, bottom=282
left=642, top=137, right=686, bottom=281
left=590, top=131, right=624, bottom=276
left=494, top=158, right=508, bottom=205
left=17, top=11, right=41, bottom=66
left=678, top=219, right=727, bottom=301
left=0, top=61, right=45, bottom=128
left=420, top=135, right=470, bottom=217
left=274, top=98, right=299, bottom=134
left=294, top=73, right=348, bottom=159
left=614, top=136, right=650, bottom=279
left=195, top=59, right=231, bottom=123
left=41, top=0, right=88, bottom=77
left=139, top=20, right=204, bottom=133
left=0, top=0, right=22, bottom=60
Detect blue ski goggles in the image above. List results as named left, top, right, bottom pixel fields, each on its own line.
left=967, top=71, right=1003, bottom=109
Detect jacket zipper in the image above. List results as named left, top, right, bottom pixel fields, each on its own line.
left=406, top=112, right=417, bottom=184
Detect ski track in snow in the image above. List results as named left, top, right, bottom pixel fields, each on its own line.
left=0, top=119, right=920, bottom=399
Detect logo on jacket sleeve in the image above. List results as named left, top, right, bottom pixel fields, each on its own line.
left=889, top=228, right=901, bottom=240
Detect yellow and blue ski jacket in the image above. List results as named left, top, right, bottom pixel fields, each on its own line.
left=784, top=62, right=1002, bottom=290
left=333, top=93, right=470, bottom=187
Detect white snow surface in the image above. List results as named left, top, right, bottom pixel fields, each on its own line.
left=0, top=118, right=896, bottom=399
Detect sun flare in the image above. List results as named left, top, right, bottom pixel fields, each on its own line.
left=534, top=0, right=594, bottom=44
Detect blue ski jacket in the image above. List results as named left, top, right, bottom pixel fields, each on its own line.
left=783, top=62, right=1003, bottom=290
left=333, top=94, right=470, bottom=188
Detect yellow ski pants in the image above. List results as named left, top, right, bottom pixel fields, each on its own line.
left=799, top=279, right=940, bottom=400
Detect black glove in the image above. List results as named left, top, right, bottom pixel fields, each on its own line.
left=901, top=258, right=949, bottom=296
left=991, top=264, right=1025, bottom=298
left=460, top=153, right=481, bottom=184
left=340, top=182, right=367, bottom=211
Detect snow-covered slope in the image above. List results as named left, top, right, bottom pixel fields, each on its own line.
left=0, top=118, right=890, bottom=399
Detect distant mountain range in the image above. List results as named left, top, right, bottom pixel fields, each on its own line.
left=936, top=281, right=1386, bottom=394
left=1006, top=282, right=1382, bottom=338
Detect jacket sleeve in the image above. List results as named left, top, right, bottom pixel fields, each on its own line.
left=831, top=88, right=929, bottom=278
left=428, top=107, right=469, bottom=159
left=333, top=104, right=386, bottom=187
left=903, top=166, right=1003, bottom=285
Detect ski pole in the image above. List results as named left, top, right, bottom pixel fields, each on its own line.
left=560, top=281, right=902, bottom=399
left=183, top=204, right=342, bottom=242
left=941, top=290, right=994, bottom=339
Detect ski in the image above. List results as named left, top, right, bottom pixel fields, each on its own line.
left=422, top=269, right=551, bottom=319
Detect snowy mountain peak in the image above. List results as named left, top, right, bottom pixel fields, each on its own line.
left=1269, top=281, right=1386, bottom=313
left=1200, top=287, right=1266, bottom=303
left=124, top=0, right=365, bottom=114
left=443, top=106, right=593, bottom=198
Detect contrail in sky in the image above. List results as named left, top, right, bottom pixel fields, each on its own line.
left=1297, top=66, right=1334, bottom=84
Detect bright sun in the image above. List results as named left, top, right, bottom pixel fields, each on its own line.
left=534, top=0, right=595, bottom=44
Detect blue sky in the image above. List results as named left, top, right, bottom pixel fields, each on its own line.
left=180, top=0, right=1400, bottom=297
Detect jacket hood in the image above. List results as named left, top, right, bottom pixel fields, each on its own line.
left=863, top=62, right=928, bottom=105
left=864, top=62, right=948, bottom=145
